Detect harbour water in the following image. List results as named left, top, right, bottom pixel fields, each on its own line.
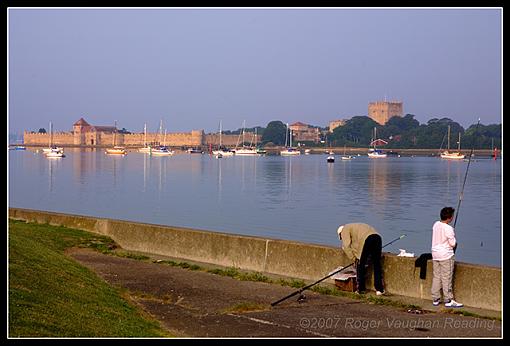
left=8, top=148, right=502, bottom=267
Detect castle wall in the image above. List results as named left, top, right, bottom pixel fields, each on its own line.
left=23, top=132, right=75, bottom=146
left=204, top=134, right=261, bottom=147
left=24, top=130, right=207, bottom=147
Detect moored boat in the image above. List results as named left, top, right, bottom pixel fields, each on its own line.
left=440, top=126, right=465, bottom=160
left=105, top=146, right=127, bottom=155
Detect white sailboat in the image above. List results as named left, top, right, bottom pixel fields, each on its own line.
left=42, top=121, right=64, bottom=155
left=138, top=123, right=152, bottom=153
left=280, top=123, right=301, bottom=156
left=341, top=145, right=353, bottom=160
left=212, top=120, right=234, bottom=157
left=151, top=128, right=174, bottom=156
left=368, top=127, right=387, bottom=158
left=105, top=120, right=127, bottom=155
left=234, top=120, right=258, bottom=155
left=440, top=125, right=465, bottom=160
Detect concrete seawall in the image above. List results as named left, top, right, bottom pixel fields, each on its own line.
left=9, top=208, right=501, bottom=312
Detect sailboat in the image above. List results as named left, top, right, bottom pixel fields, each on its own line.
left=105, top=121, right=127, bottom=155
left=280, top=123, right=301, bottom=156
left=341, top=145, right=353, bottom=160
left=151, top=128, right=174, bottom=156
left=368, top=127, right=387, bottom=158
left=212, top=120, right=234, bottom=157
left=234, top=120, right=258, bottom=155
left=138, top=123, right=152, bottom=153
left=42, top=121, right=64, bottom=155
left=440, top=125, right=465, bottom=160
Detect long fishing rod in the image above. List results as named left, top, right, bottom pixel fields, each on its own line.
left=270, top=234, right=406, bottom=307
left=453, top=118, right=481, bottom=230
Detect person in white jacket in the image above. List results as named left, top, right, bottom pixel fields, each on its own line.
left=431, top=207, right=463, bottom=308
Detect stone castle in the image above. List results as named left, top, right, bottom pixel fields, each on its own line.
left=23, top=117, right=260, bottom=148
left=368, top=100, right=403, bottom=125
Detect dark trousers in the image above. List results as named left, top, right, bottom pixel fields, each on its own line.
left=356, top=234, right=384, bottom=292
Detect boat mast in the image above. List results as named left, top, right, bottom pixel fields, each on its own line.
left=284, top=123, right=289, bottom=147
left=219, top=120, right=222, bottom=148
left=144, top=123, right=147, bottom=147
left=113, top=120, right=117, bottom=147
left=242, top=120, right=246, bottom=148
left=49, top=121, right=53, bottom=148
left=290, top=126, right=293, bottom=148
left=373, top=127, right=377, bottom=151
left=447, top=125, right=451, bottom=151
left=159, top=119, right=163, bottom=146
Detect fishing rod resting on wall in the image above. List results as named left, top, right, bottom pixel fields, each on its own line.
left=271, top=234, right=407, bottom=307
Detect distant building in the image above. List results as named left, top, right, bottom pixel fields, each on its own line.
left=329, top=119, right=347, bottom=133
left=368, top=100, right=403, bottom=125
left=289, top=122, right=320, bottom=143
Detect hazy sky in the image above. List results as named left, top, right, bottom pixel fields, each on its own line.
left=8, top=7, right=502, bottom=134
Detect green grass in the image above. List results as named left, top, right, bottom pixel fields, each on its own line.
left=8, top=219, right=170, bottom=337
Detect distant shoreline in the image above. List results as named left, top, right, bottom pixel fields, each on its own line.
left=9, top=143, right=499, bottom=158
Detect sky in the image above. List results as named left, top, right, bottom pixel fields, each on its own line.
left=8, top=7, right=502, bottom=135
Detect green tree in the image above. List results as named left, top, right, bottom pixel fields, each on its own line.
left=383, top=114, right=421, bottom=148
left=261, top=121, right=287, bottom=145
left=330, top=116, right=379, bottom=147
left=462, top=123, right=501, bottom=149
left=414, top=118, right=464, bottom=149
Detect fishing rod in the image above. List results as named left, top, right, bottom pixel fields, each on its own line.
left=270, top=234, right=406, bottom=307
left=453, top=118, right=481, bottom=230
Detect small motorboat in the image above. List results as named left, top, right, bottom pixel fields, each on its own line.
left=327, top=155, right=335, bottom=163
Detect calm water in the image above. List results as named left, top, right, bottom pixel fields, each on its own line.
left=8, top=148, right=502, bottom=267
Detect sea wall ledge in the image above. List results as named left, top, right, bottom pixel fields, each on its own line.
left=8, top=208, right=501, bottom=312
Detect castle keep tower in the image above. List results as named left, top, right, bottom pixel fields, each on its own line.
left=368, top=100, right=403, bottom=125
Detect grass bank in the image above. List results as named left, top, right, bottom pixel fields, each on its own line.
left=8, top=219, right=170, bottom=337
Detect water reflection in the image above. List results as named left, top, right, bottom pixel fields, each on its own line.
left=368, top=159, right=389, bottom=206
left=48, top=157, right=54, bottom=193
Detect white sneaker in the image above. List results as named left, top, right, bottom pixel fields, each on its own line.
left=376, top=290, right=385, bottom=296
left=444, top=299, right=463, bottom=308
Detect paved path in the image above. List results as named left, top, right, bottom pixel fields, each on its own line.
left=69, top=249, right=501, bottom=338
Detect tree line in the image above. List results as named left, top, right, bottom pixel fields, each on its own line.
left=257, top=115, right=501, bottom=149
